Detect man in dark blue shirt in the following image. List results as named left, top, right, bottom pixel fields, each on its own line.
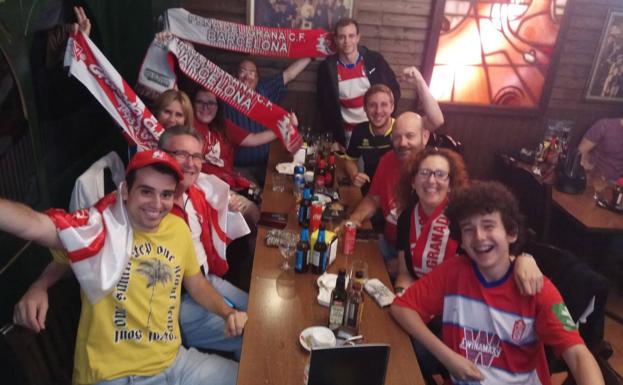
left=223, top=58, right=312, bottom=185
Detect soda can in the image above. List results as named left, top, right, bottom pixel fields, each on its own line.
left=310, top=201, right=323, bottom=233
left=343, top=221, right=357, bottom=255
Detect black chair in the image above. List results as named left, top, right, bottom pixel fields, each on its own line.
left=524, top=241, right=622, bottom=385
left=495, top=153, right=552, bottom=242
left=0, top=278, right=81, bottom=385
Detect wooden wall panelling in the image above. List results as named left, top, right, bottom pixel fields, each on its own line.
left=180, top=0, right=622, bottom=178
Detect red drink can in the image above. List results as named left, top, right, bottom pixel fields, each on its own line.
left=310, top=201, right=323, bottom=233
left=343, top=221, right=357, bottom=255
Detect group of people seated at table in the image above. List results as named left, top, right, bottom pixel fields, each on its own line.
left=0, top=7, right=607, bottom=385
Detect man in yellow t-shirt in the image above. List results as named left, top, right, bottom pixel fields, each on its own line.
left=2, top=150, right=247, bottom=385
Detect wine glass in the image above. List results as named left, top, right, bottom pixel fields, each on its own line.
left=279, top=230, right=298, bottom=271
left=589, top=169, right=608, bottom=201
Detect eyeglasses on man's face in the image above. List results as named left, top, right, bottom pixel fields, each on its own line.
left=164, top=149, right=204, bottom=164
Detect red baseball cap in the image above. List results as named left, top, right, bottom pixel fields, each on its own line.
left=126, top=149, right=184, bottom=181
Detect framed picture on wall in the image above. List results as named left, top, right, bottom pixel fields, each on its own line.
left=585, top=9, right=623, bottom=102
left=248, top=0, right=354, bottom=31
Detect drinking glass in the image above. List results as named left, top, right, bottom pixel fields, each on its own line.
left=279, top=230, right=298, bottom=271
left=589, top=169, right=608, bottom=201
left=272, top=173, right=288, bottom=192
left=349, top=259, right=368, bottom=283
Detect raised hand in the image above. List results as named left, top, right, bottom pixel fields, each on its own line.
left=72, top=6, right=91, bottom=36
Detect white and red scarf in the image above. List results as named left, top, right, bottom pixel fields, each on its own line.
left=175, top=174, right=249, bottom=277
left=64, top=31, right=163, bottom=150
left=138, top=35, right=302, bottom=152
left=409, top=200, right=457, bottom=278
left=164, top=8, right=334, bottom=58
left=46, top=191, right=133, bottom=304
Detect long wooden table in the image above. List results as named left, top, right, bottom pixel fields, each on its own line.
left=552, top=187, right=623, bottom=234
left=237, top=144, right=424, bottom=385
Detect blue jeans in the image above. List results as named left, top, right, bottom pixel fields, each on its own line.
left=96, top=346, right=237, bottom=385
left=179, top=275, right=248, bottom=360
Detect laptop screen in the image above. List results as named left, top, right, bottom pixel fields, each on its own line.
left=308, top=344, right=390, bottom=385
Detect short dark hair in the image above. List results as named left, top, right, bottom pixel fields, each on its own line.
left=445, top=181, right=525, bottom=256
left=158, top=125, right=204, bottom=149
left=126, top=164, right=180, bottom=191
left=334, top=17, right=359, bottom=35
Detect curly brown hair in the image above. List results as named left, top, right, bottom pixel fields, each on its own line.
left=395, top=147, right=469, bottom=211
left=445, top=181, right=525, bottom=256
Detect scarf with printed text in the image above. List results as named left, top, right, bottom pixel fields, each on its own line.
left=409, top=200, right=457, bottom=278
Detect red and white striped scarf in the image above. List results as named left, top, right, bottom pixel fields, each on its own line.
left=46, top=192, right=133, bottom=303
left=174, top=174, right=249, bottom=277
left=165, top=8, right=334, bottom=58
left=64, top=31, right=163, bottom=150
left=138, top=35, right=302, bottom=153
left=409, top=200, right=457, bottom=278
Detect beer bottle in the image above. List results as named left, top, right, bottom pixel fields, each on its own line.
left=295, top=226, right=310, bottom=273
left=328, top=269, right=347, bottom=330
left=326, top=154, right=336, bottom=188
left=311, top=224, right=328, bottom=274
left=343, top=270, right=365, bottom=335
left=298, top=187, right=312, bottom=226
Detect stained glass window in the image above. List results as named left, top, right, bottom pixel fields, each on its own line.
left=429, top=0, right=568, bottom=107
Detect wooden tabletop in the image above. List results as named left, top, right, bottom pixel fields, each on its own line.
left=552, top=187, right=623, bottom=234
left=237, top=143, right=424, bottom=385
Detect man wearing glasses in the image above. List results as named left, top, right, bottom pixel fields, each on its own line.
left=157, top=125, right=250, bottom=362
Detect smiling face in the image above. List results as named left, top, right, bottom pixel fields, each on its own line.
left=335, top=23, right=360, bottom=59
left=161, top=134, right=203, bottom=191
left=458, top=211, right=517, bottom=281
left=194, top=90, right=218, bottom=125
left=122, top=167, right=177, bottom=233
left=392, top=113, right=429, bottom=160
left=156, top=100, right=186, bottom=129
left=365, top=91, right=394, bottom=129
left=412, top=155, right=450, bottom=214
left=238, top=60, right=259, bottom=89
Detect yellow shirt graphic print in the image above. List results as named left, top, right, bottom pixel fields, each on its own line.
left=72, top=215, right=200, bottom=385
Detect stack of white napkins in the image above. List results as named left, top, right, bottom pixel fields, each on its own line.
left=316, top=273, right=396, bottom=308
left=275, top=162, right=297, bottom=175
left=316, top=272, right=348, bottom=307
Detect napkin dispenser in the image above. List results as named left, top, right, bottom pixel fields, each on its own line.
left=310, top=229, right=338, bottom=265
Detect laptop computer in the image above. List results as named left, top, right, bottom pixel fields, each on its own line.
left=308, top=344, right=391, bottom=385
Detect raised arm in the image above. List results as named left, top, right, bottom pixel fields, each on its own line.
left=562, top=344, right=604, bottom=385
left=72, top=6, right=91, bottom=36
left=240, top=130, right=277, bottom=147
left=0, top=198, right=62, bottom=249
left=390, top=304, right=484, bottom=382
left=401, top=66, right=444, bottom=132
left=283, top=58, right=313, bottom=85
left=183, top=272, right=248, bottom=337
